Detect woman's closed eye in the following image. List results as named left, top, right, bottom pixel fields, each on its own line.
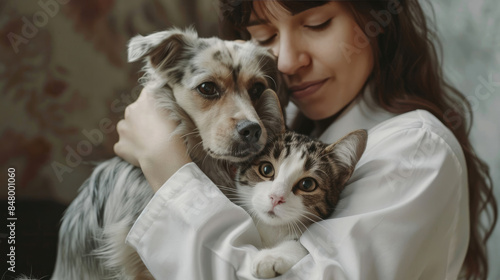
left=256, top=34, right=276, bottom=46
left=253, top=19, right=332, bottom=46
left=304, top=18, right=332, bottom=31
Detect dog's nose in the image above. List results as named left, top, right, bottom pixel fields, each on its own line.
left=237, top=121, right=262, bottom=144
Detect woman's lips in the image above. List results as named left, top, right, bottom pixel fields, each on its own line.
left=289, top=79, right=328, bottom=100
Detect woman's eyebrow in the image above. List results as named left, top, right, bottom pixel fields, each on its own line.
left=246, top=5, right=327, bottom=27
left=246, top=19, right=269, bottom=27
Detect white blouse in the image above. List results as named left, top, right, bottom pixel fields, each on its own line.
left=126, top=90, right=469, bottom=280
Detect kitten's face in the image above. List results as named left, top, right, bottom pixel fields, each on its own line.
left=236, top=130, right=367, bottom=227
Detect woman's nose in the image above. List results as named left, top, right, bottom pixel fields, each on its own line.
left=273, top=35, right=310, bottom=75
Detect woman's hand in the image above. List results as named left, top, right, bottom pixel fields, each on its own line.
left=114, top=87, right=192, bottom=191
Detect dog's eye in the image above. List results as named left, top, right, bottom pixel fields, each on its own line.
left=197, top=82, right=219, bottom=97
left=248, top=82, right=266, bottom=100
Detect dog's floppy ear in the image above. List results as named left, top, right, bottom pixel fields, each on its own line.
left=255, top=89, right=286, bottom=141
left=127, top=28, right=198, bottom=69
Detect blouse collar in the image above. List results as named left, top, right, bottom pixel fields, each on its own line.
left=315, top=85, right=396, bottom=144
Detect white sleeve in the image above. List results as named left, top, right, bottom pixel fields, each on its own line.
left=295, top=116, right=469, bottom=280
left=126, top=114, right=469, bottom=280
left=126, top=162, right=262, bottom=280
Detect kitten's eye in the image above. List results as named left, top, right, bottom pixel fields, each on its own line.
left=248, top=82, right=266, bottom=100
left=259, top=162, right=275, bottom=178
left=297, top=178, right=317, bottom=192
left=197, top=82, right=219, bottom=97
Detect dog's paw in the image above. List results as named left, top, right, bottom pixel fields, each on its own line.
left=252, top=250, right=295, bottom=279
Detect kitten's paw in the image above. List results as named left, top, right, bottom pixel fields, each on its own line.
left=252, top=250, right=294, bottom=279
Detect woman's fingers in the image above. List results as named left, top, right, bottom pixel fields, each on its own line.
left=113, top=88, right=154, bottom=166
left=115, top=87, right=192, bottom=190
left=113, top=86, right=190, bottom=178
left=114, top=118, right=140, bottom=166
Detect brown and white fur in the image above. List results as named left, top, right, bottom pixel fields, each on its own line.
left=234, top=129, right=368, bottom=278
left=50, top=28, right=287, bottom=280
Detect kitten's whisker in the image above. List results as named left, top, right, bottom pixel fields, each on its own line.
left=181, top=129, right=200, bottom=138
left=301, top=211, right=324, bottom=221
left=232, top=203, right=254, bottom=209
left=296, top=219, right=321, bottom=239
left=296, top=220, right=308, bottom=235
left=291, top=221, right=297, bottom=237
left=299, top=213, right=322, bottom=224
left=299, top=214, right=330, bottom=233
left=291, top=221, right=301, bottom=237
left=255, top=54, right=266, bottom=75
left=215, top=185, right=239, bottom=192
left=201, top=149, right=210, bottom=167
left=232, top=202, right=252, bottom=207
left=288, top=222, right=297, bottom=239
left=295, top=224, right=303, bottom=235
left=190, top=139, right=205, bottom=160
left=191, top=138, right=203, bottom=150
left=248, top=210, right=262, bottom=229
left=223, top=197, right=246, bottom=202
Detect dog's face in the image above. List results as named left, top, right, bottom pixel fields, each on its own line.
left=128, top=28, right=288, bottom=163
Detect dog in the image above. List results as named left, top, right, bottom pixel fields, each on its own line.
left=50, top=27, right=288, bottom=279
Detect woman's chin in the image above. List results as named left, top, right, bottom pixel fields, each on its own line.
left=299, top=108, right=331, bottom=121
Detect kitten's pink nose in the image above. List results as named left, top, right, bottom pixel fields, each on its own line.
left=270, top=194, right=285, bottom=208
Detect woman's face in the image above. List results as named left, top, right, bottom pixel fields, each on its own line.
left=247, top=1, right=374, bottom=120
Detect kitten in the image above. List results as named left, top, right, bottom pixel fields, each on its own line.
left=234, top=129, right=368, bottom=278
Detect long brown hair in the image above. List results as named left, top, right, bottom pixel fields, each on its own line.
left=219, top=0, right=498, bottom=279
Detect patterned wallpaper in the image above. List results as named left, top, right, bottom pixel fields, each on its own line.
left=0, top=0, right=221, bottom=203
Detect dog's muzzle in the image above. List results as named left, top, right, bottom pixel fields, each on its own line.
left=221, top=120, right=264, bottom=160
left=237, top=120, right=262, bottom=145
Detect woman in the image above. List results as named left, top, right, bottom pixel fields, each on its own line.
left=114, top=0, right=497, bottom=279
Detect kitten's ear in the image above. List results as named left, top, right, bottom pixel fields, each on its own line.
left=255, top=89, right=286, bottom=140
left=325, top=129, right=368, bottom=185
left=127, top=27, right=198, bottom=69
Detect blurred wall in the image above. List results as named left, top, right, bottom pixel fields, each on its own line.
left=427, top=1, right=500, bottom=278
left=0, top=0, right=221, bottom=203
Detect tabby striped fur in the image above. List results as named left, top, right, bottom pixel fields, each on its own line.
left=235, top=129, right=368, bottom=278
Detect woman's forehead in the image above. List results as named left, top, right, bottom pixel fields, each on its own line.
left=249, top=1, right=337, bottom=25
left=249, top=1, right=290, bottom=25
